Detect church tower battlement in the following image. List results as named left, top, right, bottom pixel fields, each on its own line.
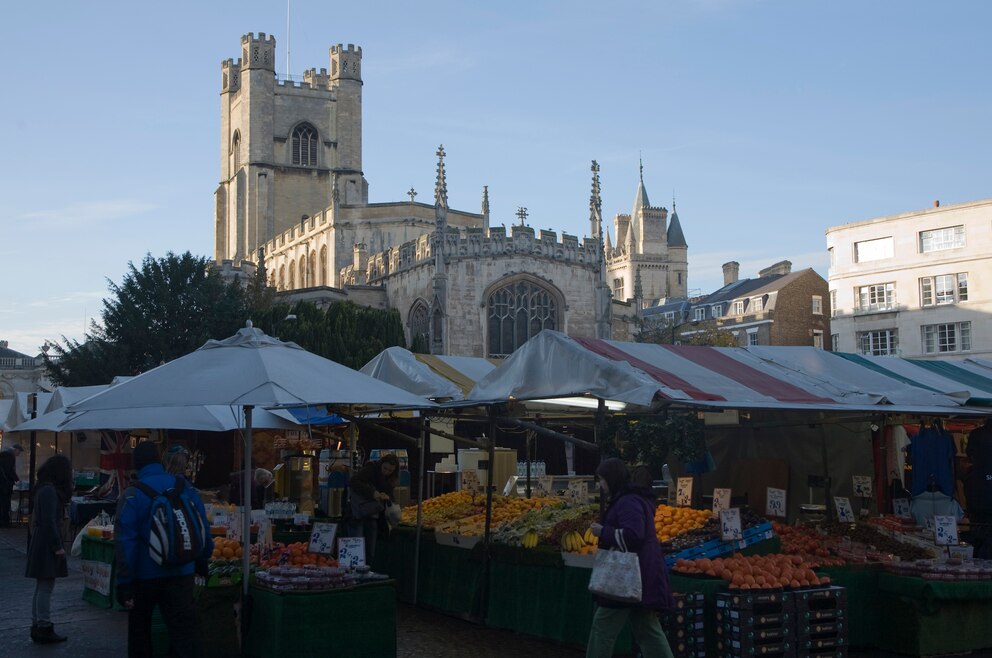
left=241, top=32, right=276, bottom=71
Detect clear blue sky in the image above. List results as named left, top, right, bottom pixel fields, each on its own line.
left=2, top=1, right=990, bottom=356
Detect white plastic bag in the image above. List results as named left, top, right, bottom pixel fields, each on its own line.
left=384, top=502, right=402, bottom=529
left=70, top=510, right=113, bottom=557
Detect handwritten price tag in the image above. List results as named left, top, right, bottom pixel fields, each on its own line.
left=720, top=508, right=742, bottom=541
left=461, top=469, right=480, bottom=494
left=676, top=477, right=694, bottom=507
left=933, top=515, right=958, bottom=546
left=567, top=480, right=588, bottom=506
left=852, top=475, right=873, bottom=498
left=834, top=496, right=855, bottom=523
left=766, top=487, right=786, bottom=517
left=535, top=476, right=554, bottom=497
left=308, top=522, right=338, bottom=555
left=712, top=488, right=732, bottom=514
left=893, top=498, right=911, bottom=519
left=337, top=537, right=366, bottom=568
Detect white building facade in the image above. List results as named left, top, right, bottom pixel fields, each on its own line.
left=826, top=198, right=992, bottom=358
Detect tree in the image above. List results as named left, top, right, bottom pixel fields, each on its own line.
left=598, top=412, right=707, bottom=479
left=637, top=318, right=739, bottom=347
left=46, top=252, right=252, bottom=386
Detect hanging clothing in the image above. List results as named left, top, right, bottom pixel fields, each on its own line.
left=909, top=425, right=956, bottom=497
left=967, top=421, right=992, bottom=513
left=889, top=425, right=910, bottom=478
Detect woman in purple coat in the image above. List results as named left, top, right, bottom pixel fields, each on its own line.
left=587, top=458, right=675, bottom=658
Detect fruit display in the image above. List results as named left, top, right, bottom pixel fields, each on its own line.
left=655, top=505, right=712, bottom=543
left=255, top=564, right=389, bottom=592
left=492, top=503, right=597, bottom=547
left=256, top=541, right=340, bottom=569
left=560, top=530, right=593, bottom=553
left=674, top=553, right=831, bottom=589
left=211, top=537, right=244, bottom=561
left=772, top=522, right=845, bottom=568
left=432, top=495, right=562, bottom=535
left=548, top=512, right=600, bottom=553
left=400, top=491, right=561, bottom=530
left=821, top=521, right=936, bottom=561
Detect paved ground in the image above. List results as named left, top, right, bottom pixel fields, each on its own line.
left=0, top=526, right=914, bottom=657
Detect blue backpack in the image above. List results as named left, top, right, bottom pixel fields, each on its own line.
left=133, top=477, right=207, bottom=567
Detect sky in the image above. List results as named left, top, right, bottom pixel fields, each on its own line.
left=2, top=1, right=990, bottom=356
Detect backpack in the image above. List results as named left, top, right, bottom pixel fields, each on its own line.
left=132, top=477, right=207, bottom=567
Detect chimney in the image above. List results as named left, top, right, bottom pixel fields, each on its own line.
left=758, top=260, right=792, bottom=278
left=934, top=200, right=940, bottom=208
left=722, top=262, right=740, bottom=286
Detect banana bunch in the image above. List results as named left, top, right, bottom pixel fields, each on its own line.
left=560, top=530, right=586, bottom=552
left=521, top=529, right=540, bottom=549
left=583, top=528, right=596, bottom=545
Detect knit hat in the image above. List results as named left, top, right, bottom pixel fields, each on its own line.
left=133, top=441, right=161, bottom=471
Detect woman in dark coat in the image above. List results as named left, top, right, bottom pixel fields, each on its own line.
left=347, top=453, right=399, bottom=565
left=587, top=458, right=675, bottom=658
left=25, top=454, right=73, bottom=644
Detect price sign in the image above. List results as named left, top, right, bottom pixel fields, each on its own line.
left=293, top=513, right=310, bottom=526
left=676, top=477, right=694, bottom=507
left=535, top=476, right=554, bottom=497
left=337, top=536, right=366, bottom=568
left=834, top=496, right=855, bottom=523
left=308, top=522, right=338, bottom=555
left=712, top=488, right=732, bottom=514
left=852, top=475, right=873, bottom=498
left=256, top=517, right=274, bottom=549
left=567, top=480, right=588, bottom=506
left=765, top=487, right=787, bottom=517
left=933, top=515, right=959, bottom=546
left=893, top=498, right=911, bottom=519
left=461, top=469, right=480, bottom=494
left=226, top=509, right=243, bottom=542
left=924, top=516, right=935, bottom=532
left=213, top=510, right=229, bottom=528
left=720, top=508, right=742, bottom=541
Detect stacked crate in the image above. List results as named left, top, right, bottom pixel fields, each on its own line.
left=792, top=586, right=848, bottom=658
left=661, top=592, right=706, bottom=658
left=715, top=590, right=795, bottom=657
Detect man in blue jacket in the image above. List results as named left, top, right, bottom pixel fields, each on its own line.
left=115, top=441, right=213, bottom=658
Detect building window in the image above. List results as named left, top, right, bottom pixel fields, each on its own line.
left=612, top=278, right=624, bottom=300
left=828, top=247, right=834, bottom=267
left=711, top=304, right=722, bottom=318
left=920, top=225, right=965, bottom=253
left=408, top=301, right=430, bottom=352
left=487, top=278, right=559, bottom=358
left=920, top=273, right=968, bottom=306
left=747, top=330, right=759, bottom=346
left=857, top=283, right=896, bottom=312
left=677, top=272, right=683, bottom=285
left=813, top=330, right=824, bottom=349
left=319, top=246, right=328, bottom=286
left=854, top=236, right=894, bottom=263
left=812, top=295, right=823, bottom=315
left=858, top=329, right=898, bottom=356
left=830, top=334, right=839, bottom=351
left=922, top=322, right=971, bottom=354
left=693, top=307, right=706, bottom=321
left=830, top=290, right=837, bottom=317
left=291, top=123, right=318, bottom=167
left=733, top=300, right=746, bottom=315
left=232, top=131, right=241, bottom=173
left=751, top=297, right=763, bottom=313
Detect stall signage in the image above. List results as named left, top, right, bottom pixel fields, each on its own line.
left=567, top=480, right=588, bottom=506
left=309, top=522, right=338, bottom=555
left=461, top=469, right=481, bottom=494
left=535, top=476, right=554, bottom=497
left=676, top=477, right=693, bottom=507
left=766, top=487, right=787, bottom=517
left=720, top=508, right=742, bottom=541
left=933, top=515, right=958, bottom=546
left=893, top=498, right=911, bottom=519
left=293, top=513, right=310, bottom=526
left=338, top=537, right=366, bottom=568
left=712, top=488, right=732, bottom=514
left=834, top=497, right=855, bottom=523
left=213, top=509, right=228, bottom=528
left=227, top=510, right=243, bottom=542
left=81, top=559, right=112, bottom=596
left=852, top=475, right=873, bottom=498
left=256, top=517, right=273, bottom=549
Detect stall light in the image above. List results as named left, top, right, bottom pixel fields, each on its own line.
left=530, top=397, right=627, bottom=411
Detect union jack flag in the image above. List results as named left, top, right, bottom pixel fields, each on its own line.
left=98, top=431, right=131, bottom=499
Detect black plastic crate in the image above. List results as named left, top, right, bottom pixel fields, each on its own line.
left=798, top=607, right=845, bottom=623
left=717, top=590, right=793, bottom=609
left=664, top=622, right=705, bottom=640
left=792, top=586, right=847, bottom=605
left=799, top=635, right=846, bottom=652
left=716, top=608, right=793, bottom=627
left=795, top=621, right=845, bottom=638
left=797, top=649, right=848, bottom=658
left=717, top=624, right=794, bottom=642
left=716, top=637, right=794, bottom=656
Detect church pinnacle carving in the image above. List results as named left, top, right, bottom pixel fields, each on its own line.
left=434, top=145, right=448, bottom=209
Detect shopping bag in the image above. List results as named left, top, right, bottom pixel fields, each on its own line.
left=384, top=502, right=402, bottom=529
left=588, top=548, right=642, bottom=603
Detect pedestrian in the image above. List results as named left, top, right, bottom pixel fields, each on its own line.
left=347, top=453, right=399, bottom=565
left=163, top=445, right=190, bottom=477
left=115, top=441, right=212, bottom=658
left=25, top=453, right=72, bottom=644
left=0, top=443, right=24, bottom=527
left=587, top=458, right=675, bottom=658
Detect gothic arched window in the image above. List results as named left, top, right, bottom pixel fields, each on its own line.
left=308, top=251, right=317, bottom=288
left=291, top=123, right=318, bottom=167
left=319, top=246, right=328, bottom=286
left=288, top=260, right=296, bottom=289
left=299, top=255, right=308, bottom=288
left=408, top=300, right=430, bottom=352
left=486, top=277, right=561, bottom=357
left=278, top=264, right=285, bottom=290
left=231, top=131, right=241, bottom=174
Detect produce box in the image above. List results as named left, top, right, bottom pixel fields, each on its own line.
left=561, top=550, right=596, bottom=568
left=435, top=531, right=482, bottom=549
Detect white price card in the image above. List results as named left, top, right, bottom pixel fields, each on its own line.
left=852, top=475, right=873, bottom=498
left=535, top=476, right=554, bottom=497
left=712, top=488, right=732, bottom=514
left=567, top=480, right=588, bottom=506
left=720, top=508, right=743, bottom=541
left=293, top=513, right=310, bottom=526
left=337, top=536, right=366, bottom=568
left=308, top=522, right=338, bottom=555
left=933, top=515, right=958, bottom=546
left=893, top=498, right=911, bottom=519
left=460, top=469, right=480, bottom=494
left=766, top=487, right=787, bottom=518
left=834, top=496, right=855, bottom=523
left=676, top=477, right=694, bottom=507
left=226, top=509, right=243, bottom=542
left=257, top=517, right=274, bottom=549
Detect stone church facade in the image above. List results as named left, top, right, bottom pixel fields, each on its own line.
left=214, top=33, right=689, bottom=357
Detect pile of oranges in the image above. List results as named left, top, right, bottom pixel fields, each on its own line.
left=257, top=542, right=339, bottom=569
left=210, top=537, right=243, bottom=561
left=673, top=553, right=831, bottom=590
left=654, top=505, right=711, bottom=543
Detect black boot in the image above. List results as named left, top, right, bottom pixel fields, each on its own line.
left=30, top=623, right=67, bottom=644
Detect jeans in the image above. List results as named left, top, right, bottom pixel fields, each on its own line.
left=32, top=578, right=55, bottom=625
left=347, top=517, right=379, bottom=566
left=128, top=575, right=202, bottom=658
left=586, top=605, right=674, bottom=658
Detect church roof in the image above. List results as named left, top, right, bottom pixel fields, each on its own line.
left=633, top=178, right=650, bottom=211
left=667, top=209, right=687, bottom=247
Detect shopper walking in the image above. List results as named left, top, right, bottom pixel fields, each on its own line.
left=586, top=458, right=675, bottom=658
left=347, top=453, right=400, bottom=565
left=0, top=443, right=23, bottom=526
left=115, top=441, right=212, bottom=658
left=25, top=454, right=72, bottom=644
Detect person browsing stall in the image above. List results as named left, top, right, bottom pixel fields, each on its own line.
left=347, top=453, right=400, bottom=565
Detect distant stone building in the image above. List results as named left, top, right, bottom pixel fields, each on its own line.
left=827, top=198, right=992, bottom=358
left=213, top=33, right=691, bottom=356
left=0, top=341, right=49, bottom=399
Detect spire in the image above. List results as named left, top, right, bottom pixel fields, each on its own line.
left=589, top=160, right=603, bottom=242
left=667, top=204, right=687, bottom=248
left=481, top=185, right=490, bottom=237
left=633, top=157, right=650, bottom=210
left=434, top=144, right=448, bottom=209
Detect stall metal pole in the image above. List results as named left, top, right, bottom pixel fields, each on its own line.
left=525, top=430, right=532, bottom=498
left=27, top=393, right=38, bottom=515
left=819, top=420, right=834, bottom=522
left=240, top=405, right=254, bottom=653
left=477, top=412, right=497, bottom=621
left=413, top=417, right=427, bottom=604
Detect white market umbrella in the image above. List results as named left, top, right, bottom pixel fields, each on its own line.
left=67, top=322, right=435, bottom=600
left=57, top=405, right=301, bottom=432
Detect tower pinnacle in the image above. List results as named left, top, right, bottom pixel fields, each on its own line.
left=434, top=145, right=448, bottom=209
